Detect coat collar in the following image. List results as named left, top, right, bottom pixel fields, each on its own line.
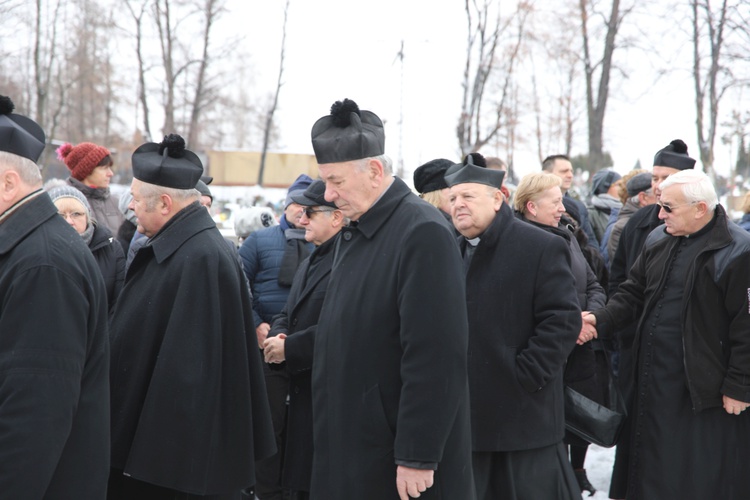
left=0, top=191, right=56, bottom=256
left=353, top=177, right=411, bottom=239
left=147, top=202, right=217, bottom=263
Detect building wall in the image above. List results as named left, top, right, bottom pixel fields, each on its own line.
left=207, top=150, right=319, bottom=187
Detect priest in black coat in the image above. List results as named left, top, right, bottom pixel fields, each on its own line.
left=107, top=135, right=275, bottom=498
left=0, top=96, right=110, bottom=498
left=444, top=159, right=582, bottom=500
left=308, top=99, right=475, bottom=500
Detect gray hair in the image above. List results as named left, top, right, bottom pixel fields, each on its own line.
left=355, top=154, right=393, bottom=175
left=659, top=170, right=717, bottom=211
left=629, top=188, right=653, bottom=205
left=0, top=151, right=43, bottom=186
left=138, top=182, right=200, bottom=211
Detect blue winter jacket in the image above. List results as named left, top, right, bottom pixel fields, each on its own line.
left=239, top=215, right=313, bottom=328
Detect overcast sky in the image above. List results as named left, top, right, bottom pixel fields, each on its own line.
left=229, top=0, right=743, bottom=182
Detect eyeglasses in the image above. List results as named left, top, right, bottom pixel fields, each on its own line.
left=303, top=207, right=333, bottom=218
left=657, top=201, right=696, bottom=213
left=58, top=211, right=86, bottom=220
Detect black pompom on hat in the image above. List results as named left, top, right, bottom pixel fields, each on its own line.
left=653, top=139, right=696, bottom=171
left=131, top=134, right=203, bottom=189
left=311, top=99, right=385, bottom=164
left=0, top=95, right=46, bottom=163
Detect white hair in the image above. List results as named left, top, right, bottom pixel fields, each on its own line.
left=355, top=154, right=393, bottom=175
left=138, top=182, right=200, bottom=211
left=659, top=170, right=717, bottom=211
left=0, top=151, right=43, bottom=186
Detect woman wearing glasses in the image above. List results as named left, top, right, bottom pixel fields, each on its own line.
left=47, top=184, right=125, bottom=311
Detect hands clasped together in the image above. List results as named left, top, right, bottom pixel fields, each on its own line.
left=580, top=312, right=749, bottom=416
left=578, top=312, right=598, bottom=346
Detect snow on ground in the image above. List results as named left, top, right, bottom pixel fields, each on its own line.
left=583, top=445, right=616, bottom=499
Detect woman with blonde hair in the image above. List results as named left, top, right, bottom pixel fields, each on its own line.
left=515, top=171, right=608, bottom=496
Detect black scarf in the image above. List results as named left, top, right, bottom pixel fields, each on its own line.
left=278, top=226, right=310, bottom=286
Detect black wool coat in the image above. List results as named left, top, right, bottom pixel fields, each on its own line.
left=310, top=178, right=475, bottom=500
left=109, top=202, right=276, bottom=495
left=268, top=237, right=336, bottom=492
left=465, top=203, right=581, bottom=452
left=0, top=192, right=110, bottom=498
left=89, top=222, right=125, bottom=311
left=518, top=215, right=607, bottom=380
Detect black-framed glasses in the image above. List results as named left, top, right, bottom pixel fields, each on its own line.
left=657, top=201, right=696, bottom=213
left=303, top=207, right=333, bottom=218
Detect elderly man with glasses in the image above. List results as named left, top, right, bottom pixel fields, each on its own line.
left=584, top=169, right=750, bottom=499
left=262, top=180, right=346, bottom=500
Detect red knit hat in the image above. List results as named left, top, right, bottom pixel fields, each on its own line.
left=56, top=142, right=111, bottom=181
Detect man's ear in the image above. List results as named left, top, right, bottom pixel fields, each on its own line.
left=159, top=193, right=173, bottom=214
left=368, top=158, right=385, bottom=185
left=0, top=169, right=21, bottom=203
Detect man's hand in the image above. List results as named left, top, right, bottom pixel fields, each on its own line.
left=578, top=312, right=598, bottom=345
left=263, top=334, right=287, bottom=363
left=396, top=465, right=434, bottom=500
left=722, top=395, right=749, bottom=415
left=255, top=322, right=271, bottom=349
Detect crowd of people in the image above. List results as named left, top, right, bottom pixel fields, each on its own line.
left=1, top=92, right=749, bottom=500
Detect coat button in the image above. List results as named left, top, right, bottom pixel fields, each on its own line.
left=292, top=318, right=298, bottom=326
left=343, top=232, right=352, bottom=241
left=294, top=386, right=300, bottom=394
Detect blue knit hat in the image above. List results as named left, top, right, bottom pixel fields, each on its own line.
left=284, top=174, right=314, bottom=208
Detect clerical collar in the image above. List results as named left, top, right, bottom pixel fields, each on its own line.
left=465, top=236, right=481, bottom=247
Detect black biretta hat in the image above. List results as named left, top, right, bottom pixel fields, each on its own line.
left=311, top=99, right=385, bottom=164
left=132, top=134, right=203, bottom=189
left=444, top=154, right=505, bottom=189
left=653, top=139, right=696, bottom=171
left=413, top=158, right=453, bottom=194
left=0, top=96, right=46, bottom=163
left=290, top=180, right=337, bottom=208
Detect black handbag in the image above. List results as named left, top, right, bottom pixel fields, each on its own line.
left=564, top=351, right=627, bottom=448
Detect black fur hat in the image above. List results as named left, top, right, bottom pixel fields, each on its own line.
left=413, top=158, right=453, bottom=194
left=311, top=99, right=385, bottom=164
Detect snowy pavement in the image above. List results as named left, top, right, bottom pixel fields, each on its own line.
left=582, top=445, right=616, bottom=499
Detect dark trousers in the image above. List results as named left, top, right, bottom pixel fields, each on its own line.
left=254, top=360, right=290, bottom=500
left=472, top=442, right=579, bottom=500
left=108, top=469, right=242, bottom=499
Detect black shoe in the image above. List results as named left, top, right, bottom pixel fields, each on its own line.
left=574, top=469, right=596, bottom=496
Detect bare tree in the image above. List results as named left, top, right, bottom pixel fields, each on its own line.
left=529, top=4, right=582, bottom=163
left=153, top=0, right=177, bottom=135
left=124, top=0, right=153, bottom=141
left=690, top=0, right=745, bottom=179
left=257, top=0, right=289, bottom=186
left=578, top=0, right=633, bottom=171
left=457, top=0, right=531, bottom=157
left=186, top=0, right=224, bottom=148
left=33, top=0, right=63, bottom=131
